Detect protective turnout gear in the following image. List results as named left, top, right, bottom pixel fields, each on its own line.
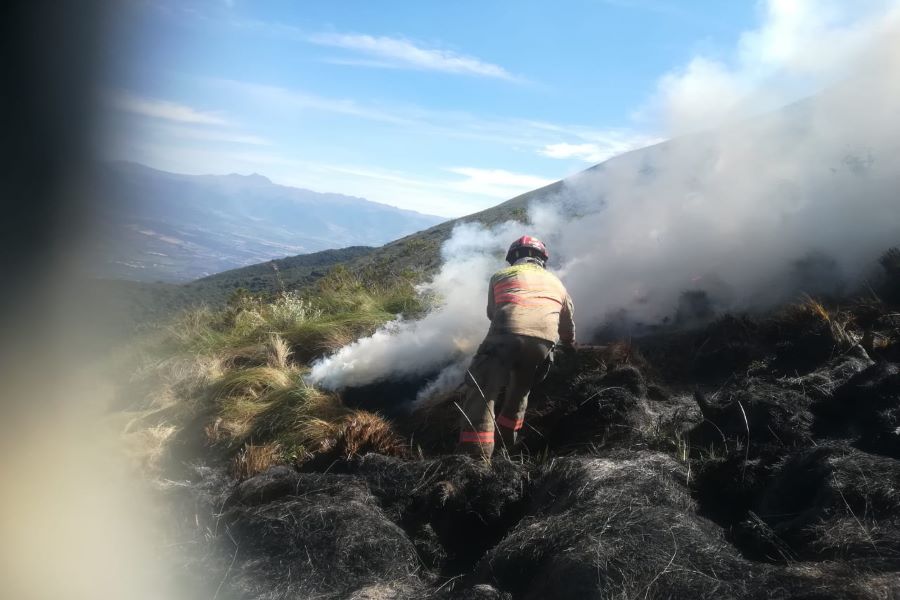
left=487, top=262, right=575, bottom=345
left=457, top=237, right=576, bottom=458
left=535, top=348, right=555, bottom=384
left=457, top=333, right=553, bottom=457
left=505, top=235, right=549, bottom=265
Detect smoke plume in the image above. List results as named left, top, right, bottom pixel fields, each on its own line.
left=309, top=2, right=900, bottom=401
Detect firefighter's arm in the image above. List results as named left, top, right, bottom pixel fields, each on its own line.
left=558, top=293, right=576, bottom=346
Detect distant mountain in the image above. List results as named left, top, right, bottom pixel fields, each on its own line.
left=90, top=162, right=445, bottom=282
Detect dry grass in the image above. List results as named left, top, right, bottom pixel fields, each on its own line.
left=771, top=295, right=854, bottom=349
left=776, top=295, right=832, bottom=326
left=801, top=294, right=831, bottom=322
left=113, top=349, right=227, bottom=465
left=115, top=275, right=427, bottom=474
left=300, top=411, right=408, bottom=460
left=204, top=369, right=362, bottom=455
left=252, top=385, right=347, bottom=441
left=231, top=442, right=284, bottom=479
left=266, top=334, right=292, bottom=369
left=336, top=411, right=408, bottom=458
left=285, top=315, right=387, bottom=362
left=210, top=366, right=295, bottom=401
left=220, top=344, right=268, bottom=368
left=120, top=421, right=178, bottom=473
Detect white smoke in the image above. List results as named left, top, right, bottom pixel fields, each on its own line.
left=308, top=220, right=527, bottom=391
left=654, top=0, right=900, bottom=133
left=309, top=2, right=900, bottom=400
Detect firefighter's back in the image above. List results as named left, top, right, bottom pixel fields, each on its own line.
left=488, top=262, right=572, bottom=343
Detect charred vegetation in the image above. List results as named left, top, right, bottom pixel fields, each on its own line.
left=148, top=250, right=900, bottom=599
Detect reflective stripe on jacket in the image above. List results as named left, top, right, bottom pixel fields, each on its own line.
left=486, top=261, right=575, bottom=344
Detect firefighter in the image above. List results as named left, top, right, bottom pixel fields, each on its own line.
left=457, top=235, right=575, bottom=458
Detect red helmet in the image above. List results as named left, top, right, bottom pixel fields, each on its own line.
left=506, top=235, right=549, bottom=264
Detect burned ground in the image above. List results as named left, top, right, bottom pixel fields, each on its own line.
left=471, top=453, right=769, bottom=600
left=161, top=264, right=900, bottom=599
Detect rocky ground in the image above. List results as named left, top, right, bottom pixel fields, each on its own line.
left=157, top=258, right=900, bottom=599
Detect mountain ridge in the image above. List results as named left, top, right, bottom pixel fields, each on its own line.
left=91, top=161, right=446, bottom=282
left=110, top=161, right=443, bottom=217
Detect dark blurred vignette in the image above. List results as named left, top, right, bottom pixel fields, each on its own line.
left=0, top=7, right=173, bottom=599
left=2, top=0, right=109, bottom=397
left=3, top=0, right=107, bottom=280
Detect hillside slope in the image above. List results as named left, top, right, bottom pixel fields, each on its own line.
left=125, top=251, right=900, bottom=600
left=92, top=246, right=375, bottom=325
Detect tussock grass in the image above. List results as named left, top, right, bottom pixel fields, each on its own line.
left=209, top=376, right=404, bottom=466
left=231, top=442, right=283, bottom=479
left=305, top=411, right=408, bottom=459
left=117, top=266, right=427, bottom=472
left=773, top=295, right=832, bottom=328
left=248, top=385, right=349, bottom=447
left=210, top=366, right=295, bottom=401
left=161, top=267, right=427, bottom=356
left=266, top=334, right=291, bottom=369
left=121, top=422, right=178, bottom=473
left=284, top=313, right=390, bottom=362
left=769, top=295, right=854, bottom=352
left=800, top=294, right=832, bottom=322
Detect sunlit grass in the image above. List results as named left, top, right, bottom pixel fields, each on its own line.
left=118, top=265, right=428, bottom=474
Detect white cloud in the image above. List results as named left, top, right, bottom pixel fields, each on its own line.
left=212, top=78, right=660, bottom=162
left=276, top=162, right=556, bottom=215
left=540, top=130, right=662, bottom=163
left=212, top=79, right=415, bottom=126
left=105, top=90, right=228, bottom=125
left=320, top=57, right=408, bottom=70
left=296, top=164, right=554, bottom=213
left=446, top=167, right=555, bottom=199
left=540, top=143, right=606, bottom=162
left=279, top=163, right=498, bottom=217
left=164, top=126, right=269, bottom=146
left=230, top=80, right=558, bottom=148
left=307, top=33, right=520, bottom=81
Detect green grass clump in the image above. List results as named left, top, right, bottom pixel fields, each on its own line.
left=120, top=263, right=430, bottom=474
left=210, top=372, right=351, bottom=451
left=162, top=263, right=429, bottom=358
left=210, top=366, right=294, bottom=401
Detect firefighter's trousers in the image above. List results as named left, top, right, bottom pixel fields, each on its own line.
left=457, top=333, right=552, bottom=458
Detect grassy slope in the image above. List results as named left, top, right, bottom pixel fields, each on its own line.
left=183, top=245, right=377, bottom=303
left=116, top=261, right=432, bottom=474
left=98, top=246, right=376, bottom=324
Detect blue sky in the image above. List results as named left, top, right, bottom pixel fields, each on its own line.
left=100, top=1, right=866, bottom=217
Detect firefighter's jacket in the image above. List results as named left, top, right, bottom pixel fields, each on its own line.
left=486, top=260, right=575, bottom=345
